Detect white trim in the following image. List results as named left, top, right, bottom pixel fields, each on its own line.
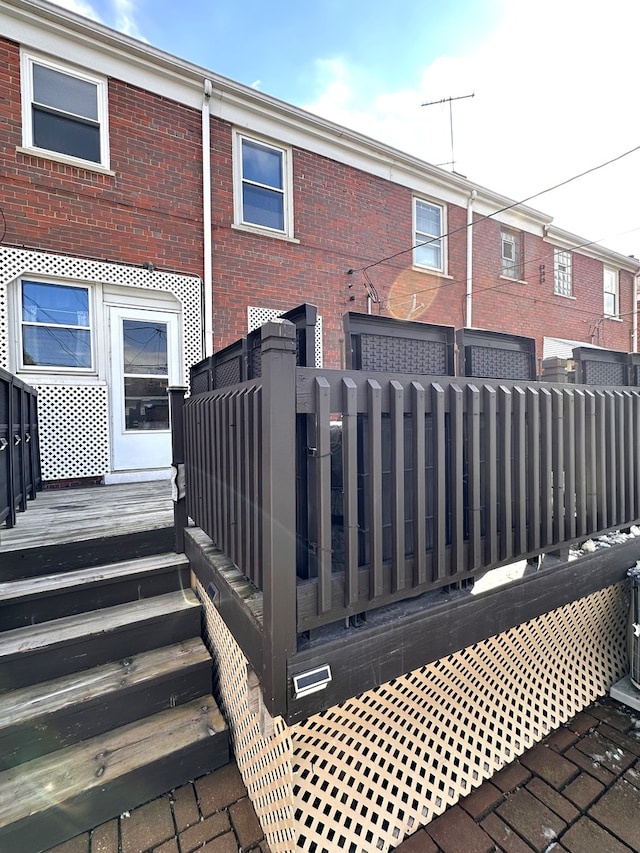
left=20, top=48, right=110, bottom=169
left=104, top=468, right=171, bottom=484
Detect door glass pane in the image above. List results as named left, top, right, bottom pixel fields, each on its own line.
left=122, top=320, right=168, bottom=375
left=124, top=376, right=169, bottom=430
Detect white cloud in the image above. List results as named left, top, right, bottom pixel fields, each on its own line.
left=303, top=0, right=640, bottom=259
left=111, top=0, right=147, bottom=41
left=47, top=0, right=103, bottom=21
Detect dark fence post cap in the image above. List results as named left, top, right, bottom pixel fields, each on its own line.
left=260, top=319, right=297, bottom=352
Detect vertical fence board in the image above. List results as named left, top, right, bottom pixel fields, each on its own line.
left=467, top=385, right=482, bottom=569
left=342, top=378, right=359, bottom=606
left=484, top=386, right=498, bottom=566
left=368, top=379, right=384, bottom=598
left=411, top=382, right=427, bottom=585
left=513, top=386, right=527, bottom=556
left=551, top=389, right=564, bottom=545
left=499, top=386, right=513, bottom=561
left=606, top=391, right=617, bottom=527
left=595, top=391, right=607, bottom=530
left=615, top=392, right=626, bottom=526
left=450, top=384, right=465, bottom=573
left=574, top=390, right=587, bottom=538
left=563, top=390, right=576, bottom=541
left=624, top=392, right=635, bottom=522
left=314, top=377, right=333, bottom=614
left=526, top=387, right=540, bottom=552
left=539, top=389, right=553, bottom=547
left=390, top=381, right=406, bottom=592
left=431, top=383, right=446, bottom=580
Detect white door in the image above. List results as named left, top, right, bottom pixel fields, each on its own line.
left=108, top=306, right=180, bottom=476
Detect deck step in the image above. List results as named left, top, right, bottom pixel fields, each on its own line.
left=0, top=637, right=213, bottom=770
left=0, top=696, right=229, bottom=853
left=0, top=590, right=202, bottom=692
left=0, top=552, right=191, bottom=630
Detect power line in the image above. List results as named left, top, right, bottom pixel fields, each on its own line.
left=348, top=142, right=640, bottom=275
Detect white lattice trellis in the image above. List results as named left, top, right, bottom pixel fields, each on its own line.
left=0, top=247, right=202, bottom=480
left=200, top=581, right=628, bottom=853
left=248, top=305, right=323, bottom=367
left=35, top=384, right=110, bottom=480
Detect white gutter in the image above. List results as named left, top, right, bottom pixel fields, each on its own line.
left=465, top=190, right=477, bottom=327
left=202, top=78, right=213, bottom=357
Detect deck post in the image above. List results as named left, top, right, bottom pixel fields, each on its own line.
left=260, top=320, right=298, bottom=718
left=168, top=386, right=188, bottom=553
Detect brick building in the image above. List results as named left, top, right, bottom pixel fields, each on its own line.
left=1, top=0, right=638, bottom=484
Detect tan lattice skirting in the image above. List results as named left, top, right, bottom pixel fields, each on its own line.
left=195, top=580, right=628, bottom=853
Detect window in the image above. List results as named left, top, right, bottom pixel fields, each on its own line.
left=235, top=133, right=292, bottom=236
left=21, top=52, right=109, bottom=167
left=604, top=267, right=619, bottom=317
left=414, top=199, right=444, bottom=271
left=21, top=281, right=92, bottom=369
left=501, top=230, right=521, bottom=279
left=554, top=248, right=572, bottom=296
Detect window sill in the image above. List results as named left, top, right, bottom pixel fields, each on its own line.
left=499, top=275, right=528, bottom=285
left=231, top=223, right=300, bottom=244
left=16, top=147, right=115, bottom=176
left=604, top=314, right=623, bottom=322
left=553, top=292, right=576, bottom=300
left=411, top=267, right=453, bottom=279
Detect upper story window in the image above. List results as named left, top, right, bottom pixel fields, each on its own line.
left=413, top=199, right=444, bottom=271
left=234, top=133, right=293, bottom=237
left=20, top=52, right=109, bottom=168
left=501, top=230, right=521, bottom=280
left=21, top=281, right=92, bottom=370
left=604, top=267, right=619, bottom=317
left=553, top=248, right=572, bottom=296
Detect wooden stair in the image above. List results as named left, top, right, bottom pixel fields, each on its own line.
left=0, top=552, right=229, bottom=853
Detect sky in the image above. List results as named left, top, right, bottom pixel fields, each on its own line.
left=52, top=0, right=640, bottom=262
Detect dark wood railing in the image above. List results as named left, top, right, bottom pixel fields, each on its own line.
left=0, top=367, right=41, bottom=531
left=175, top=320, right=640, bottom=713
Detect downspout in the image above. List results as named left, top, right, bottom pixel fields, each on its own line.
left=466, top=189, right=477, bottom=328
left=202, top=79, right=213, bottom=357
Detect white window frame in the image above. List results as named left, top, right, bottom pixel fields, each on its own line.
left=20, top=51, right=110, bottom=170
left=604, top=267, right=619, bottom=318
left=18, top=279, right=95, bottom=374
left=232, top=131, right=294, bottom=238
left=501, top=230, right=521, bottom=280
left=413, top=198, right=446, bottom=272
left=553, top=248, right=573, bottom=297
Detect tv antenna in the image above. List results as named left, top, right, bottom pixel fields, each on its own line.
left=421, top=92, right=474, bottom=172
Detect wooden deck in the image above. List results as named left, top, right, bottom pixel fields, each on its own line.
left=0, top=482, right=175, bottom=578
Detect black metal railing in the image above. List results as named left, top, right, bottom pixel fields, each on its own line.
left=0, top=368, right=41, bottom=530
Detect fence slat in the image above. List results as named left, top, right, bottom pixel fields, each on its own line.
left=526, top=387, right=540, bottom=552
left=367, top=379, right=384, bottom=598
left=467, top=384, right=482, bottom=569
left=390, top=380, right=406, bottom=591
left=411, top=382, right=427, bottom=585
left=499, top=385, right=513, bottom=561
left=450, top=383, right=465, bottom=572
left=342, top=378, right=359, bottom=606
left=564, top=390, right=576, bottom=541
left=431, top=383, right=446, bottom=581
left=484, top=386, right=498, bottom=566
left=539, top=388, right=553, bottom=547
left=551, top=389, right=564, bottom=545
left=574, top=390, right=587, bottom=538
left=512, top=386, right=527, bottom=555
left=585, top=390, right=598, bottom=533
left=615, top=392, right=626, bottom=526
left=314, top=377, right=333, bottom=614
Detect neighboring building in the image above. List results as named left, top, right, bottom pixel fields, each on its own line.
left=1, top=0, right=638, bottom=484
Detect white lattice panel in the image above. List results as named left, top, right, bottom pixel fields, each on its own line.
left=200, top=581, right=627, bottom=853
left=248, top=305, right=323, bottom=367
left=196, top=580, right=297, bottom=853
left=0, top=247, right=202, bottom=380
left=36, top=384, right=110, bottom=480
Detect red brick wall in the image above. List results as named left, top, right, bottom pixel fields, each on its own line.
left=1, top=38, right=203, bottom=272
left=209, top=121, right=469, bottom=365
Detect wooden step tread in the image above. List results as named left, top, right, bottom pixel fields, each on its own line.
left=0, top=553, right=189, bottom=602
left=0, top=697, right=227, bottom=827
left=0, top=590, right=200, bottom=659
left=0, top=638, right=211, bottom=729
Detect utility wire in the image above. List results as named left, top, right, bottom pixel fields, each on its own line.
left=348, top=142, right=640, bottom=275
